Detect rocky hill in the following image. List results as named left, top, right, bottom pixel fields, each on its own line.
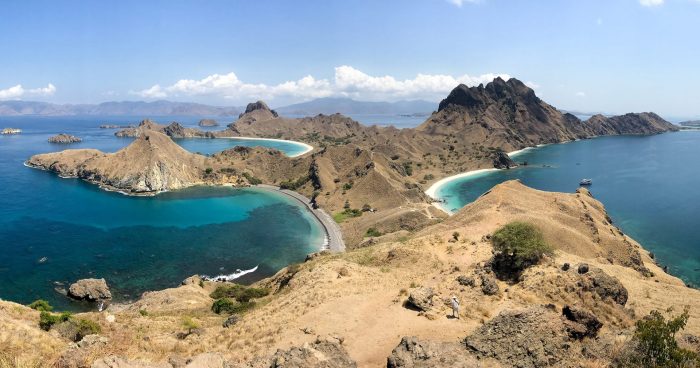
left=6, top=181, right=700, bottom=367
left=27, top=131, right=213, bottom=194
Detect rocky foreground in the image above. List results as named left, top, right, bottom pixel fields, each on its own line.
left=3, top=181, right=700, bottom=367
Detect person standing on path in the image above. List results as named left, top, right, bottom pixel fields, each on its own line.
left=451, top=295, right=460, bottom=319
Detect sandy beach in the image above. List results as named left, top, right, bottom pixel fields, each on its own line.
left=221, top=136, right=314, bottom=157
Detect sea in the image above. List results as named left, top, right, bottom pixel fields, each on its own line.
left=0, top=116, right=324, bottom=310
left=433, top=131, right=700, bottom=287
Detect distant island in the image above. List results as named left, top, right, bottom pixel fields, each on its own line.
left=1, top=127, right=21, bottom=134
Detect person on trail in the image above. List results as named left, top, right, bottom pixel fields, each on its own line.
left=451, top=295, right=460, bottom=319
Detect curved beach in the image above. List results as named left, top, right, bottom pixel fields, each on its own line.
left=221, top=136, right=314, bottom=157
left=424, top=148, right=535, bottom=213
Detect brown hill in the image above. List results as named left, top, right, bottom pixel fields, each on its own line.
left=9, top=181, right=700, bottom=367
left=27, top=131, right=212, bottom=194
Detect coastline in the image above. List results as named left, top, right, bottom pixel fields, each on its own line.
left=424, top=146, right=537, bottom=214
left=220, top=136, right=314, bottom=157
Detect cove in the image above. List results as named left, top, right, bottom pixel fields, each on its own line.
left=429, top=131, right=700, bottom=287
left=0, top=116, right=323, bottom=310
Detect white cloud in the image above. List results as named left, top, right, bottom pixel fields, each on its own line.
left=133, top=66, right=511, bottom=103
left=0, top=83, right=56, bottom=100
left=576, top=91, right=586, bottom=97
left=640, top=0, right=664, bottom=6
left=447, top=0, right=479, bottom=7
left=525, top=81, right=540, bottom=89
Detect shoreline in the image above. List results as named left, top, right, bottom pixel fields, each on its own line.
left=220, top=136, right=314, bottom=157
left=424, top=145, right=544, bottom=214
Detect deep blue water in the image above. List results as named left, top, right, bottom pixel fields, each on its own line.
left=435, top=131, right=700, bottom=286
left=0, top=116, right=323, bottom=310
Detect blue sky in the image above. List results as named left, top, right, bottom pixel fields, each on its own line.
left=1, top=0, right=699, bottom=118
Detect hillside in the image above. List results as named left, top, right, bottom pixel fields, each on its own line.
left=6, top=181, right=700, bottom=367
left=35, top=78, right=680, bottom=248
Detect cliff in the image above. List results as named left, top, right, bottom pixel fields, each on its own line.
left=9, top=181, right=700, bottom=367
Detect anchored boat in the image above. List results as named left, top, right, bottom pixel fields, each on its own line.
left=579, top=178, right=592, bottom=186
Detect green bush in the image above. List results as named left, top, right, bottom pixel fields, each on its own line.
left=490, top=222, right=553, bottom=280
left=211, top=298, right=256, bottom=314
left=76, top=318, right=101, bottom=336
left=204, top=167, right=213, bottom=175
left=242, top=172, right=262, bottom=185
left=39, top=311, right=71, bottom=331
left=365, top=227, right=382, bottom=237
left=210, top=284, right=269, bottom=302
left=616, top=308, right=699, bottom=367
left=182, top=316, right=200, bottom=334
left=29, top=299, right=53, bottom=312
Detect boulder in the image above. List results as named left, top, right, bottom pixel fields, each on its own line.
left=583, top=268, right=628, bottom=305
left=68, top=278, right=111, bottom=301
left=563, top=305, right=603, bottom=339
left=480, top=273, right=499, bottom=296
left=577, top=263, right=589, bottom=274
left=222, top=315, right=239, bottom=328
left=406, top=287, right=435, bottom=311
left=465, top=307, right=584, bottom=368
left=457, top=275, right=476, bottom=287
left=492, top=151, right=516, bottom=169
left=387, top=336, right=480, bottom=367
left=243, top=336, right=356, bottom=368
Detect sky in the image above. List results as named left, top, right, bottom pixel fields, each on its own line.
left=0, top=0, right=699, bottom=118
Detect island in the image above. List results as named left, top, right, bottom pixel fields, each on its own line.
left=198, top=118, right=218, bottom=127
left=47, top=133, right=82, bottom=144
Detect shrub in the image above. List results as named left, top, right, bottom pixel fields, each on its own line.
left=242, top=172, right=262, bottom=185
left=365, top=227, right=382, bottom=237
left=182, top=316, right=200, bottom=334
left=342, top=182, right=353, bottom=190
left=39, top=311, right=71, bottom=331
left=616, top=308, right=699, bottom=367
left=29, top=299, right=52, bottom=312
left=204, top=167, right=213, bottom=175
left=75, top=318, right=101, bottom=336
left=210, top=284, right=269, bottom=302
left=490, top=221, right=553, bottom=280
left=361, top=203, right=372, bottom=212
left=211, top=298, right=256, bottom=315
left=452, top=232, right=460, bottom=241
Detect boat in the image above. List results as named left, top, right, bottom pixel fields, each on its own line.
left=1, top=128, right=22, bottom=135
left=579, top=178, right=592, bottom=186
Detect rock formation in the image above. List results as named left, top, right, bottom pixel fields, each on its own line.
left=48, top=133, right=82, bottom=144
left=27, top=131, right=211, bottom=194
left=67, top=278, right=111, bottom=301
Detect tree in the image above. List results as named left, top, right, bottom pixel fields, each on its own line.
left=490, top=222, right=553, bottom=280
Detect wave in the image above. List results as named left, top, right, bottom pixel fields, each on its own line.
left=202, top=265, right=258, bottom=282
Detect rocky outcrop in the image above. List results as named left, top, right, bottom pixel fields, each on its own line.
left=238, top=100, right=278, bottom=120
left=387, top=336, right=479, bottom=367
left=465, top=307, right=587, bottom=368
left=198, top=119, right=218, bottom=127
left=406, top=287, right=435, bottom=311
left=584, top=113, right=678, bottom=136
left=582, top=268, right=629, bottom=305
left=563, top=305, right=603, bottom=339
left=243, top=336, right=356, bottom=368
left=67, top=278, right=111, bottom=301
left=492, top=151, right=515, bottom=169
left=48, top=133, right=82, bottom=144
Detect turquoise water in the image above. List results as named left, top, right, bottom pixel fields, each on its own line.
left=435, top=131, right=700, bottom=286
left=0, top=116, right=323, bottom=310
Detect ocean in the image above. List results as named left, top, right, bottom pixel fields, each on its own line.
left=433, top=131, right=700, bottom=286
left=0, top=116, right=324, bottom=310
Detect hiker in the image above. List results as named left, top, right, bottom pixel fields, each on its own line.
left=451, top=295, right=460, bottom=319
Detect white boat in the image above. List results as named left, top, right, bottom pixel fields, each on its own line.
left=579, top=178, right=592, bottom=186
